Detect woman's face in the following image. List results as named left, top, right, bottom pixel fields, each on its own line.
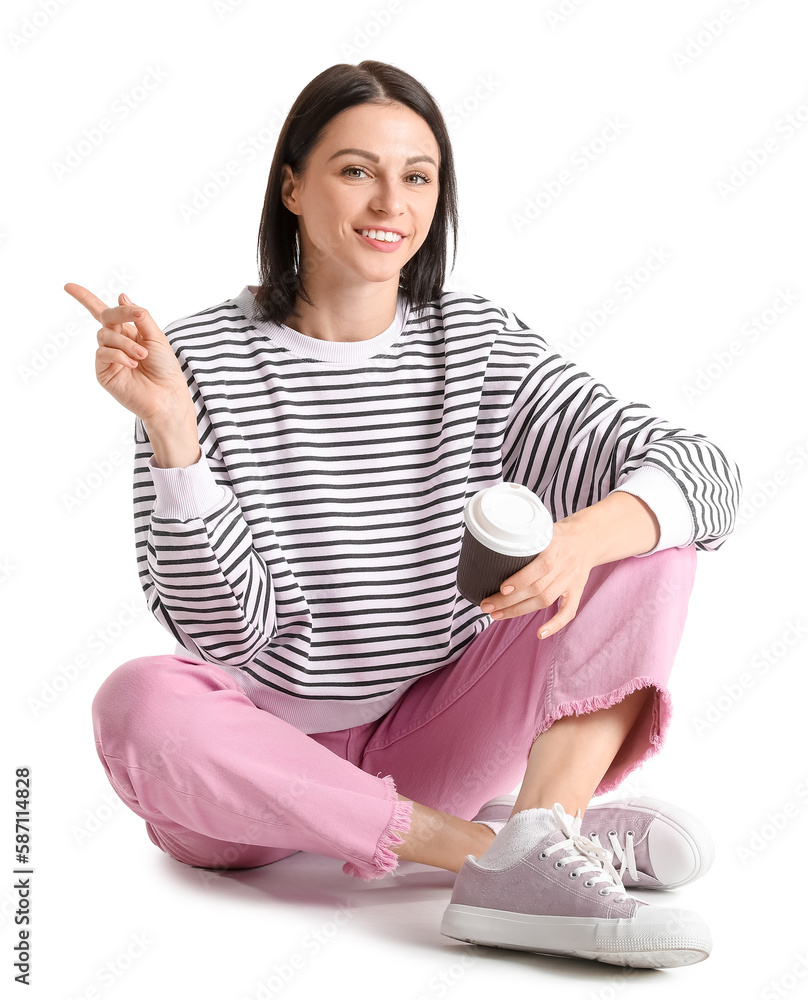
left=281, top=101, right=441, bottom=292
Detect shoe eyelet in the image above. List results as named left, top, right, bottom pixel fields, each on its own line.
left=584, top=879, right=594, bottom=887
left=569, top=870, right=580, bottom=878
left=598, top=888, right=609, bottom=895
left=626, top=830, right=634, bottom=837
left=554, top=860, right=564, bottom=869
left=608, top=830, right=617, bottom=837
left=539, top=851, right=548, bottom=859
left=588, top=832, right=596, bottom=838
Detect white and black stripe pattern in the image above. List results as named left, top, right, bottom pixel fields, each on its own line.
left=132, top=288, right=742, bottom=731
left=497, top=309, right=741, bottom=547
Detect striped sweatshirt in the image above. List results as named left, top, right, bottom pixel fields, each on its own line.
left=133, top=284, right=743, bottom=733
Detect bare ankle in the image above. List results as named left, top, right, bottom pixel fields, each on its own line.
left=390, top=798, right=495, bottom=873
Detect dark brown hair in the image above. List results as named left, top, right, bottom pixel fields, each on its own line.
left=253, top=60, right=458, bottom=326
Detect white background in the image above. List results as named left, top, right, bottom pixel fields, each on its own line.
left=3, top=0, right=807, bottom=996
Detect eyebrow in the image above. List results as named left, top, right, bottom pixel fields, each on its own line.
left=327, top=147, right=438, bottom=168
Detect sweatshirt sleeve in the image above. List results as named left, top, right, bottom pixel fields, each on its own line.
left=133, top=393, right=277, bottom=667
left=499, top=310, right=743, bottom=555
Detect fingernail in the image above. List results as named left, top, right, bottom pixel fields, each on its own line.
left=133, top=308, right=143, bottom=317
left=480, top=603, right=495, bottom=613
left=501, top=585, right=515, bottom=595
left=121, top=293, right=132, bottom=303
left=539, top=630, right=550, bottom=638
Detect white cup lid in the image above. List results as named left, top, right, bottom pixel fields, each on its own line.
left=464, top=483, right=553, bottom=556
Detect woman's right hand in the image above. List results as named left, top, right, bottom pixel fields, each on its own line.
left=64, top=283, right=195, bottom=427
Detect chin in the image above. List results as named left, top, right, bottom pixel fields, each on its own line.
left=354, top=261, right=404, bottom=281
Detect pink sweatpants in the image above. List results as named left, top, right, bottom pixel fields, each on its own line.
left=91, top=545, right=697, bottom=882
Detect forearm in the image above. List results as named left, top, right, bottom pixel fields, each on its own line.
left=144, top=411, right=200, bottom=469
left=134, top=412, right=277, bottom=665
left=562, top=490, right=661, bottom=567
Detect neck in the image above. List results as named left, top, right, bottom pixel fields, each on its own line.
left=280, top=273, right=401, bottom=342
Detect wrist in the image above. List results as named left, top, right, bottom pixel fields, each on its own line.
left=144, top=411, right=200, bottom=469
left=143, top=402, right=196, bottom=432
left=563, top=491, right=660, bottom=567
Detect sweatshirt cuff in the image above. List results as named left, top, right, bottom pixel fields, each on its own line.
left=609, top=465, right=695, bottom=558
left=149, top=450, right=229, bottom=520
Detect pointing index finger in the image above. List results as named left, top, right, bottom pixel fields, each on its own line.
left=64, top=282, right=111, bottom=324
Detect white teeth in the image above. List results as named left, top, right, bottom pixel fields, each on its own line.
left=360, top=229, right=402, bottom=243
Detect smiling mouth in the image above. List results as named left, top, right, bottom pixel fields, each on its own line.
left=354, top=228, right=405, bottom=243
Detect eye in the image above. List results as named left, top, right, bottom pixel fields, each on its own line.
left=341, top=166, right=433, bottom=185
left=342, top=166, right=369, bottom=179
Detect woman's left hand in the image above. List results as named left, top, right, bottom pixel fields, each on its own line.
left=478, top=512, right=598, bottom=640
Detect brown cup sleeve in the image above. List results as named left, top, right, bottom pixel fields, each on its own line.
left=457, top=527, right=539, bottom=607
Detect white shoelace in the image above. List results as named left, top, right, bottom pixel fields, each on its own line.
left=587, top=828, right=639, bottom=882
left=542, top=803, right=629, bottom=901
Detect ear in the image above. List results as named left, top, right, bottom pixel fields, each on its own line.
left=280, top=163, right=301, bottom=215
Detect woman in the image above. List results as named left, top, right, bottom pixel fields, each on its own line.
left=67, top=60, right=741, bottom=969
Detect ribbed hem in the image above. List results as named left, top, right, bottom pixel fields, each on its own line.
left=341, top=775, right=414, bottom=882
left=149, top=451, right=229, bottom=521
left=610, top=464, right=695, bottom=556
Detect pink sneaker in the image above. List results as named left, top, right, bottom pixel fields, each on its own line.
left=471, top=794, right=714, bottom=890
left=445, top=802, right=712, bottom=968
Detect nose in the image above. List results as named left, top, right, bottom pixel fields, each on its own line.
left=368, top=175, right=404, bottom=217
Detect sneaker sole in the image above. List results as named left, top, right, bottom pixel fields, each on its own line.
left=479, top=795, right=520, bottom=810
left=440, top=903, right=712, bottom=968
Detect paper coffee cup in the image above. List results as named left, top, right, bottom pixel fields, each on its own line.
left=457, top=483, right=554, bottom=607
